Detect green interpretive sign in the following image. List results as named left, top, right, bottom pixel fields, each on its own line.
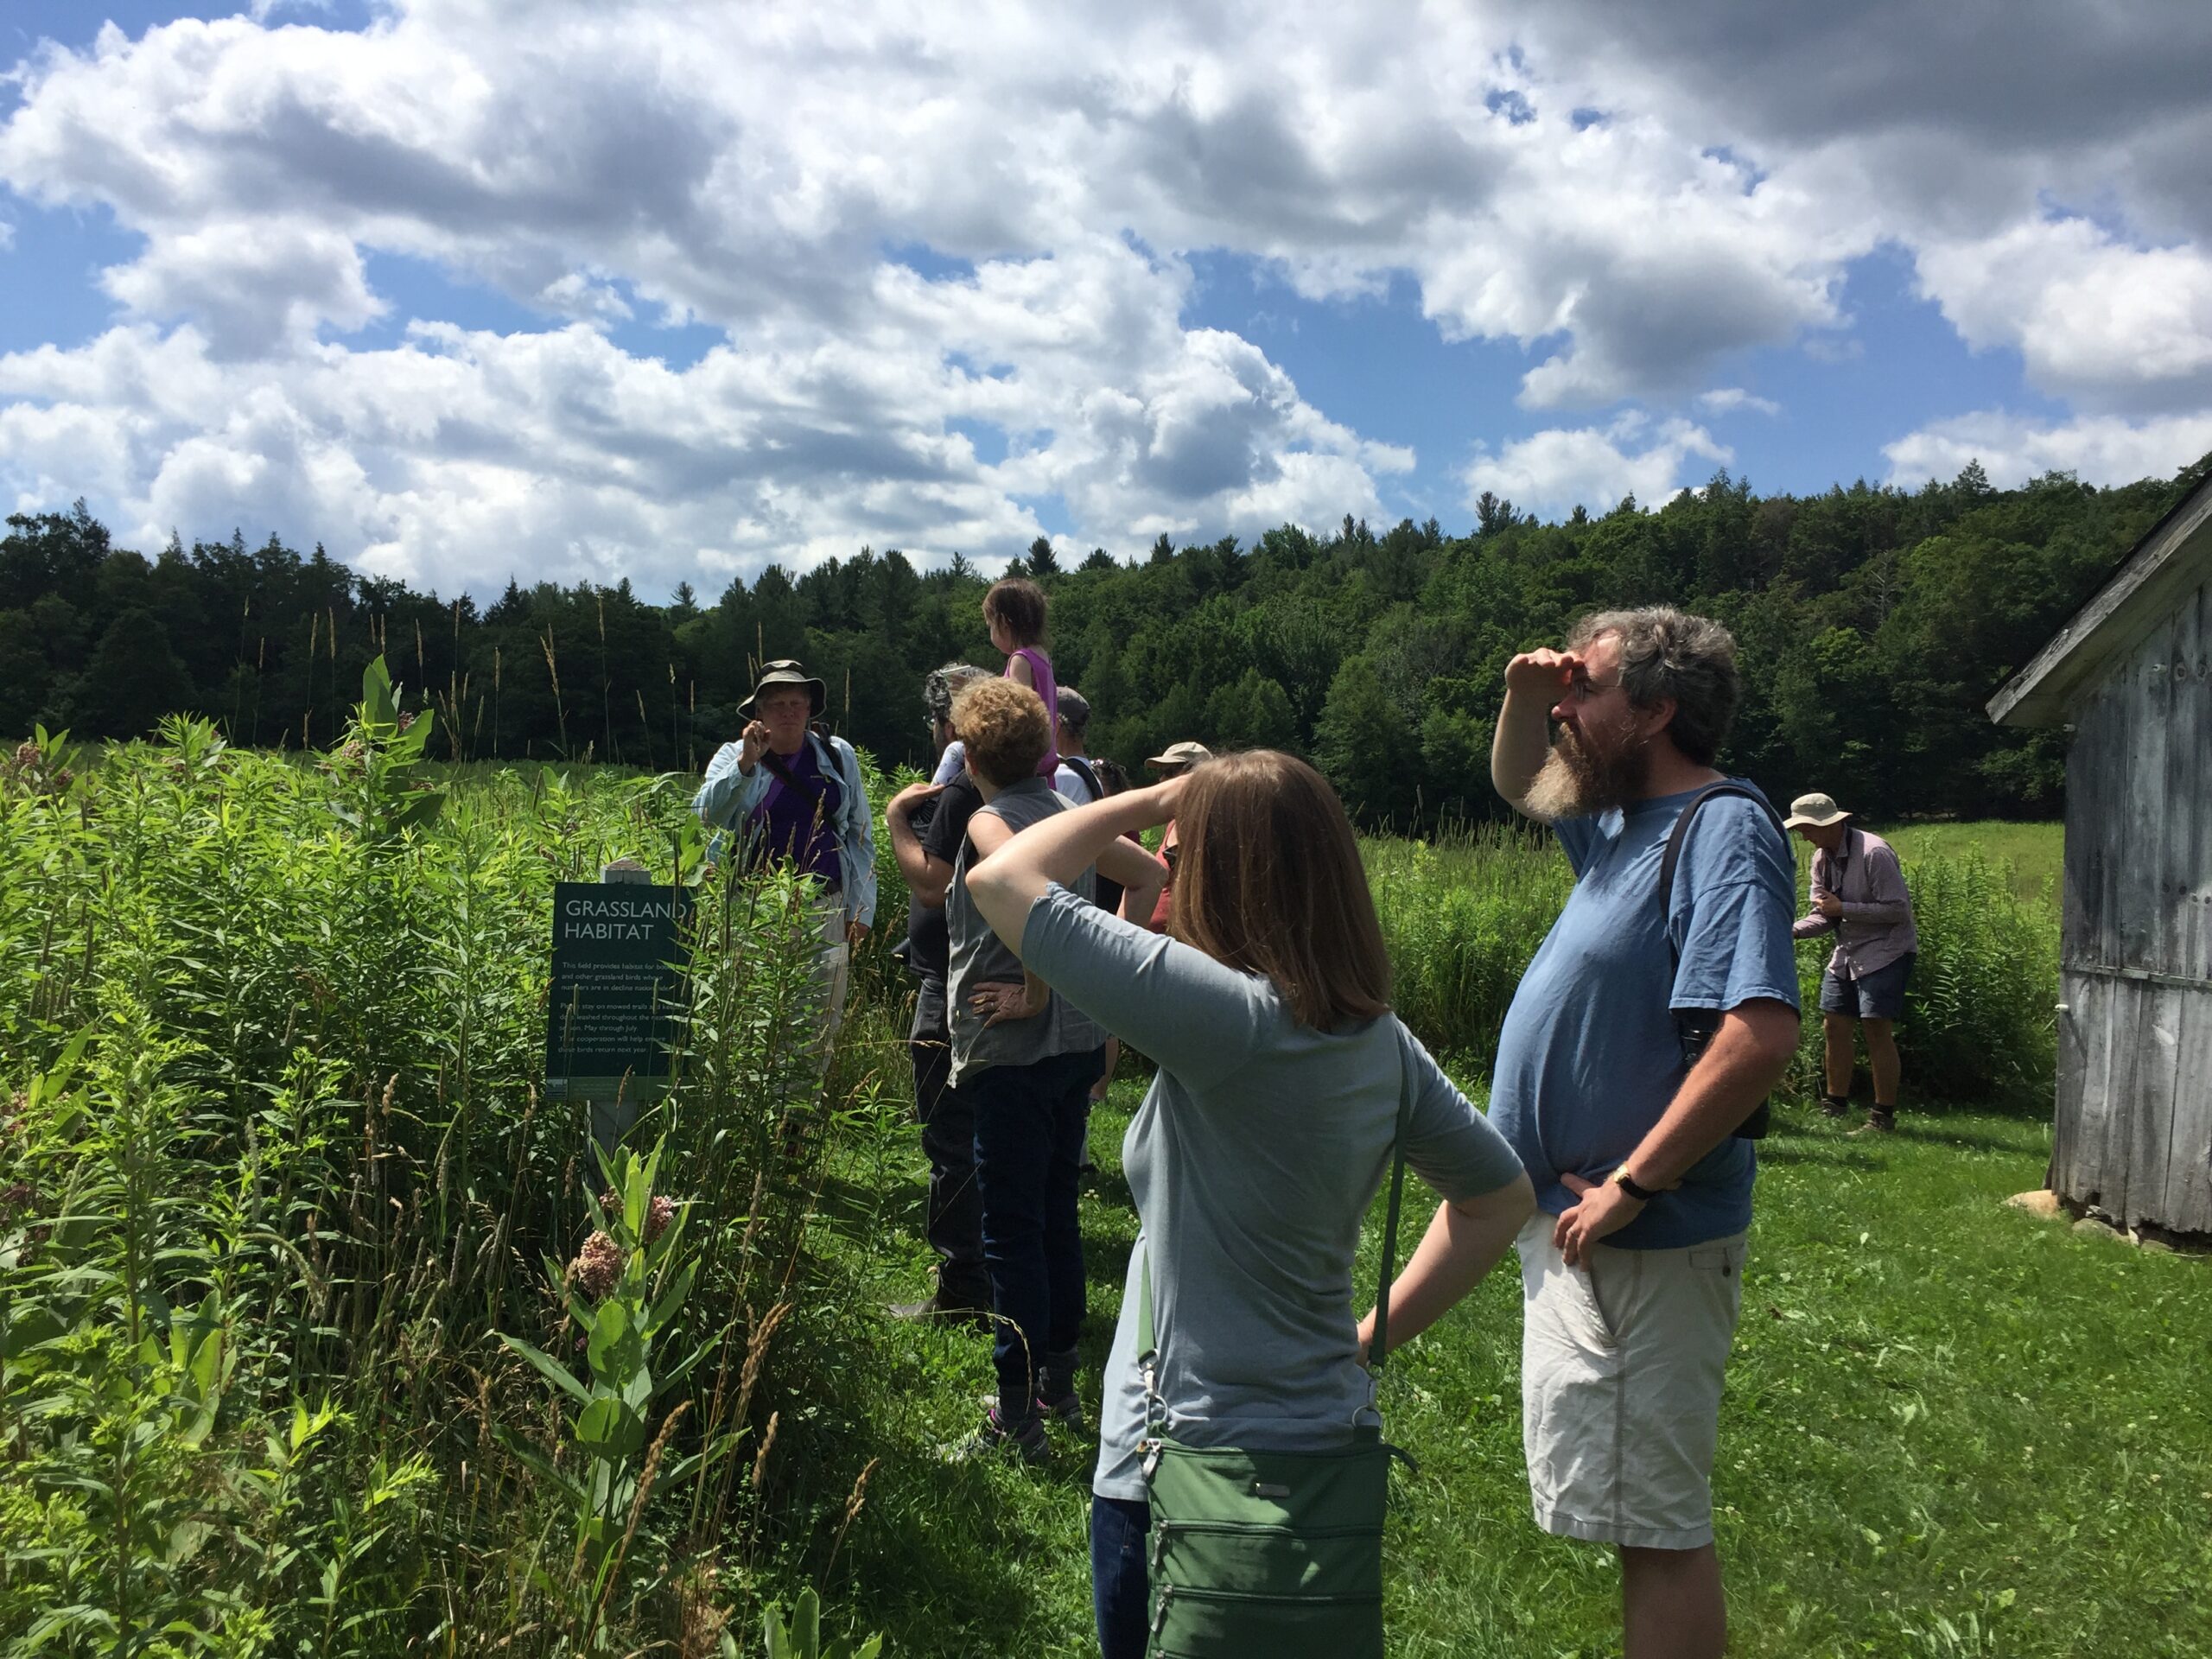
left=544, top=880, right=696, bottom=1126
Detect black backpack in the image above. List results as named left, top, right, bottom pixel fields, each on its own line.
left=1659, top=783, right=1790, bottom=1141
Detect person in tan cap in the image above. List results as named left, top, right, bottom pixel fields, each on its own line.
left=1785, top=792, right=1917, bottom=1132
left=1142, top=742, right=1212, bottom=931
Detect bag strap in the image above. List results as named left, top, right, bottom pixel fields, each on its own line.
left=1660, top=783, right=1789, bottom=1142
left=759, top=742, right=828, bottom=815
left=1062, top=754, right=1103, bottom=803
left=1658, top=782, right=1788, bottom=974
left=1368, top=1034, right=1414, bottom=1374
left=1139, top=1031, right=1414, bottom=1418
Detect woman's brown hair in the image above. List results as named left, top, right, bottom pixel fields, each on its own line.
left=1169, top=751, right=1391, bottom=1031
left=982, top=576, right=1048, bottom=646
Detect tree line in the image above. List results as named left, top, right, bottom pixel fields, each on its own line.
left=4, top=452, right=2202, bottom=825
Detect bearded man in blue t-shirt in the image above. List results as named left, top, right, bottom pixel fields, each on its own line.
left=1487, top=607, right=1800, bottom=1659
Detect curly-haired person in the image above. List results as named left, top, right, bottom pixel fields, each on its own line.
left=940, top=677, right=1167, bottom=1461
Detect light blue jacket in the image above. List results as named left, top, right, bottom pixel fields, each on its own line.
left=692, top=733, right=878, bottom=930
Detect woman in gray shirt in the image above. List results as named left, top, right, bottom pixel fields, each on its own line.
left=966, top=750, right=1534, bottom=1659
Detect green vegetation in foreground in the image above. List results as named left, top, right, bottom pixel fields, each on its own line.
left=0, top=701, right=926, bottom=1653
left=828, top=1084, right=2212, bottom=1659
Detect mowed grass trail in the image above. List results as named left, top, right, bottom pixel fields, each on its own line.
left=823, top=1082, right=2210, bottom=1659
left=1885, top=821, right=2063, bottom=908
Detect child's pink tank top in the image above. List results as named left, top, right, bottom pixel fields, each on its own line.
left=1007, top=646, right=1060, bottom=777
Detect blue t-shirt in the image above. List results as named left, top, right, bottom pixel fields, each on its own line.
left=1485, top=781, right=1799, bottom=1249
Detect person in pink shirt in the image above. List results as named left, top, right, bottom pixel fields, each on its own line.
left=1786, top=791, right=1919, bottom=1133
left=984, top=577, right=1059, bottom=778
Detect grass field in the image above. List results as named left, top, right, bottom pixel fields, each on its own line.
left=1885, top=822, right=2063, bottom=909
left=1367, top=818, right=2064, bottom=1112
left=8, top=691, right=2172, bottom=1659
left=826, top=1078, right=2212, bottom=1659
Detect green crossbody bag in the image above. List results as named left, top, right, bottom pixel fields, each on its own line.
left=1136, top=1066, right=1415, bottom=1659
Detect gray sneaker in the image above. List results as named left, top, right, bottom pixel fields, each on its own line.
left=1036, top=1388, right=1084, bottom=1434
left=944, top=1406, right=1048, bottom=1465
left=971, top=1385, right=1083, bottom=1434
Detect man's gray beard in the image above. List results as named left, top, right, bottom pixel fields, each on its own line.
left=1522, top=727, right=1652, bottom=821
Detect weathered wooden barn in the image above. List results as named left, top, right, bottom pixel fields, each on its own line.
left=1989, top=471, right=2212, bottom=1237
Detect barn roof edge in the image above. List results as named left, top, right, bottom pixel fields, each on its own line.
left=1988, top=469, right=2212, bottom=728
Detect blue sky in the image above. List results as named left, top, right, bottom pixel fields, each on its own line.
left=3, top=1, right=2208, bottom=596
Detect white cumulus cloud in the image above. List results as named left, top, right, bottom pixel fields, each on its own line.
left=0, top=0, right=2207, bottom=590
left=1883, top=410, right=2212, bottom=493
left=1697, top=388, right=1781, bottom=417
left=1464, top=414, right=1732, bottom=518
left=1914, top=219, right=2212, bottom=410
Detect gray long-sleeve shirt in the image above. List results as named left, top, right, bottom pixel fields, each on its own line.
left=1793, top=825, right=1917, bottom=978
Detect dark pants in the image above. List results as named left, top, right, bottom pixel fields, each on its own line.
left=1091, top=1494, right=1152, bottom=1659
left=968, top=1046, right=1102, bottom=1424
left=910, top=982, right=984, bottom=1300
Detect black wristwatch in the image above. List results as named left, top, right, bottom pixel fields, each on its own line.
left=1609, top=1166, right=1660, bottom=1203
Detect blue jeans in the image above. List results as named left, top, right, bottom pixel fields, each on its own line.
left=1090, top=1494, right=1151, bottom=1659
left=968, top=1047, right=1102, bottom=1423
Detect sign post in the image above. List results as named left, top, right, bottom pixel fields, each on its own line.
left=546, top=868, right=697, bottom=1152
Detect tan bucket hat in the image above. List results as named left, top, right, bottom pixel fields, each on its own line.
left=739, top=659, right=827, bottom=721
left=1145, top=741, right=1214, bottom=771
left=1783, top=791, right=1852, bottom=830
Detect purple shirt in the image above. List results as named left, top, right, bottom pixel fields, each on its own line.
left=747, top=741, right=845, bottom=889
left=1794, top=826, right=1917, bottom=977
left=1007, top=646, right=1060, bottom=778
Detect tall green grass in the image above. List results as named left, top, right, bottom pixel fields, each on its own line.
left=0, top=677, right=912, bottom=1654
left=1366, top=823, right=2060, bottom=1111
left=1363, top=824, right=1571, bottom=1079
left=1886, top=820, right=2063, bottom=908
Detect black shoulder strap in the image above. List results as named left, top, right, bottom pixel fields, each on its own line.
left=1661, top=784, right=1788, bottom=1143
left=760, top=740, right=829, bottom=814
left=1062, top=754, right=1102, bottom=802
left=1659, top=782, right=1787, bottom=961
left=1368, top=1033, right=1414, bottom=1373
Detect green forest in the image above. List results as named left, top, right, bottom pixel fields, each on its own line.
left=5, top=452, right=2203, bottom=822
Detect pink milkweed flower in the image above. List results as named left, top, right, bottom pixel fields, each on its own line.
left=568, top=1230, right=623, bottom=1300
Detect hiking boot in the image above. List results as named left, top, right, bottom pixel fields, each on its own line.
left=1818, top=1094, right=1852, bottom=1119
left=944, top=1405, right=1047, bottom=1465
left=888, top=1281, right=992, bottom=1327
left=1851, top=1108, right=1897, bottom=1135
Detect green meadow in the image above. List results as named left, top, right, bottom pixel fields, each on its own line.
left=7, top=703, right=2203, bottom=1659
left=839, top=1089, right=2212, bottom=1659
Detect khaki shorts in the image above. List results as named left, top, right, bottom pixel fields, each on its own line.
left=1517, top=1216, right=1745, bottom=1550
